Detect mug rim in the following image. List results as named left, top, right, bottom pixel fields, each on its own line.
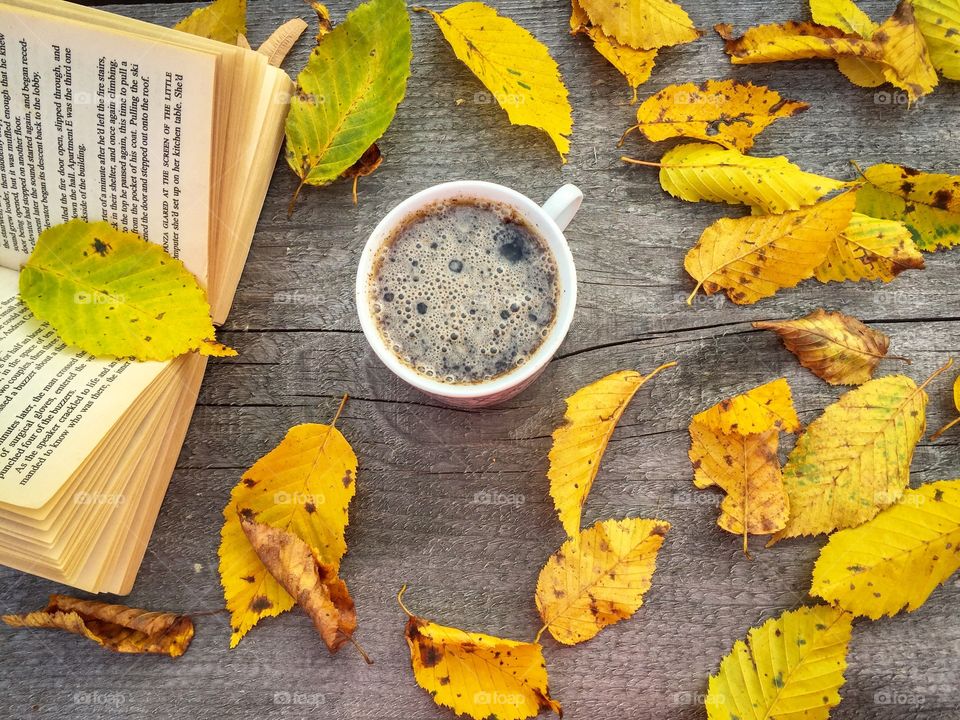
left=355, top=180, right=577, bottom=400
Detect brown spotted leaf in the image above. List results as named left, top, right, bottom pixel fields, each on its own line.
left=754, top=309, right=903, bottom=386
left=2, top=595, right=193, bottom=657
left=715, top=20, right=885, bottom=64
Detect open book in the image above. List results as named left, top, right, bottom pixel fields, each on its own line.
left=0, top=0, right=291, bottom=593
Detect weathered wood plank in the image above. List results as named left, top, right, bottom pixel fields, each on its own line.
left=1, top=0, right=959, bottom=719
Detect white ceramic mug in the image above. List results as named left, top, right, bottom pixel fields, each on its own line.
left=355, top=181, right=582, bottom=408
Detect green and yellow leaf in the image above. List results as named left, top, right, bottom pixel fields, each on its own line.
left=855, top=163, right=960, bottom=251
left=913, top=0, right=960, bottom=79
left=401, top=589, right=561, bottom=720
left=705, top=604, right=853, bottom=720
left=811, top=479, right=960, bottom=619
left=219, top=405, right=357, bottom=648
left=684, top=191, right=857, bottom=305
left=577, top=0, right=701, bottom=50
left=813, top=212, right=924, bottom=283
left=19, top=220, right=233, bottom=361
left=174, top=0, right=246, bottom=43
left=771, top=370, right=942, bottom=543
left=631, top=80, right=808, bottom=152
left=548, top=364, right=676, bottom=537
left=535, top=517, right=670, bottom=644
left=285, top=0, right=412, bottom=193
left=420, top=2, right=573, bottom=160
left=626, top=142, right=852, bottom=214
left=753, top=309, right=901, bottom=386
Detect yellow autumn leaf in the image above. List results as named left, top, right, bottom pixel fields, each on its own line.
left=419, top=2, right=573, bottom=160
left=548, top=363, right=676, bottom=537
left=400, top=588, right=561, bottom=720
left=688, top=424, right=788, bottom=555
left=684, top=190, right=857, bottom=305
left=913, top=0, right=960, bottom=79
left=535, top=517, right=670, bottom=645
left=931, top=375, right=960, bottom=440
left=2, top=595, right=194, bottom=657
left=813, top=212, right=925, bottom=283
left=577, top=0, right=701, bottom=50
left=810, top=480, right=960, bottom=618
left=705, top=604, right=853, bottom=720
left=811, top=0, right=890, bottom=86
left=753, top=309, right=905, bottom=386
left=174, top=0, right=246, bottom=43
left=715, top=20, right=884, bottom=64
left=873, top=0, right=939, bottom=102
left=631, top=80, right=808, bottom=152
left=855, top=162, right=960, bottom=251
left=218, top=399, right=357, bottom=648
left=570, top=0, right=657, bottom=103
left=770, top=364, right=953, bottom=543
left=624, top=143, right=852, bottom=214
left=692, top=378, right=801, bottom=436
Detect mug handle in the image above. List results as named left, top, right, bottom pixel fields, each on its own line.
left=541, top=184, right=583, bottom=232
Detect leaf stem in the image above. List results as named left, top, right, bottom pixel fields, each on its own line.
left=918, top=357, right=954, bottom=393
left=397, top=585, right=414, bottom=618
left=616, top=125, right=639, bottom=148
left=620, top=156, right=662, bottom=168
left=288, top=178, right=308, bottom=216
left=330, top=394, right=349, bottom=427
left=932, top=416, right=960, bottom=441
left=346, top=633, right=374, bottom=664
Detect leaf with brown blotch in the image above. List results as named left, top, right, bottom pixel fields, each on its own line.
left=631, top=80, right=808, bottom=152
left=571, top=0, right=657, bottom=103
left=311, top=1, right=334, bottom=42
left=715, top=21, right=885, bottom=64
left=549, top=363, right=677, bottom=537
left=810, top=0, right=890, bottom=87
left=932, top=375, right=960, bottom=440
left=535, top=517, right=669, bottom=645
left=239, top=512, right=364, bottom=658
left=873, top=0, right=939, bottom=103
left=754, top=309, right=907, bottom=386
left=813, top=212, right=925, bottom=283
left=341, top=144, right=384, bottom=205
left=692, top=378, right=801, bottom=437
left=684, top=190, right=857, bottom=305
left=577, top=0, right=701, bottom=50
left=400, top=588, right=561, bottom=720
left=2, top=595, right=194, bottom=657
left=913, top=0, right=960, bottom=80
left=689, top=424, right=788, bottom=556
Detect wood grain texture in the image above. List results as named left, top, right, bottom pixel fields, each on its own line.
left=1, top=0, right=959, bottom=718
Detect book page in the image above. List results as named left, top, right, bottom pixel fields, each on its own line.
left=0, top=4, right=217, bottom=281
left=0, top=267, right=169, bottom=509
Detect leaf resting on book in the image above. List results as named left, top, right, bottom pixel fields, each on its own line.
left=173, top=0, right=246, bottom=44
left=18, top=220, right=235, bottom=361
left=2, top=595, right=194, bottom=657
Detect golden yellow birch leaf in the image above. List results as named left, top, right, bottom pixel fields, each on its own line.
left=855, top=163, right=960, bottom=251
left=684, top=190, right=857, bottom=305
left=535, top=517, right=670, bottom=645
left=174, top=0, right=246, bottom=43
left=770, top=363, right=953, bottom=543
left=239, top=513, right=361, bottom=657
left=571, top=0, right=657, bottom=103
left=19, top=220, right=235, bottom=361
left=813, top=212, right=925, bottom=283
left=809, top=0, right=890, bottom=86
left=715, top=21, right=885, bottom=64
left=753, top=309, right=904, bottom=386
left=218, top=399, right=357, bottom=648
left=400, top=588, right=561, bottom=720
left=913, top=0, right=960, bottom=79
left=624, top=143, right=852, bottom=214
left=548, top=363, right=676, bottom=537
left=577, top=0, right=701, bottom=50
left=419, top=2, right=573, bottom=160
left=931, top=375, right=960, bottom=440
left=2, top=595, right=193, bottom=657
left=631, top=80, right=808, bottom=152
left=692, top=378, right=801, bottom=437
left=688, top=424, right=788, bottom=555
left=873, top=0, right=939, bottom=102
left=705, top=604, right=853, bottom=720
left=810, top=480, right=960, bottom=619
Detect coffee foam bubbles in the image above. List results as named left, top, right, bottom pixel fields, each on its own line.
left=370, top=199, right=559, bottom=384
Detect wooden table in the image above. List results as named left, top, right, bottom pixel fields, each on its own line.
left=2, top=1, right=958, bottom=718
